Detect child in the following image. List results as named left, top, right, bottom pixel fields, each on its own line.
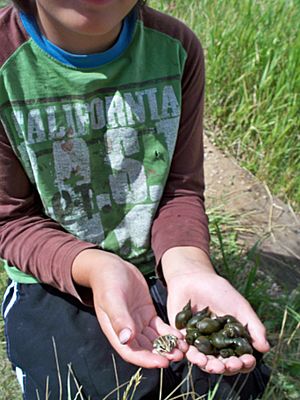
left=0, top=0, right=270, bottom=398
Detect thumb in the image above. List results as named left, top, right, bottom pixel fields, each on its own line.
left=118, top=327, right=133, bottom=344
left=246, top=316, right=270, bottom=353
left=96, top=290, right=137, bottom=344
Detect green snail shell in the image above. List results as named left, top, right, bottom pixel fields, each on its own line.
left=186, top=307, right=210, bottom=329
left=196, top=317, right=222, bottom=334
left=175, top=300, right=193, bottom=329
left=194, top=336, right=215, bottom=355
left=210, top=331, right=235, bottom=349
left=232, top=337, right=253, bottom=356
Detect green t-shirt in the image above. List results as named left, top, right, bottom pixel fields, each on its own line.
left=0, top=6, right=190, bottom=284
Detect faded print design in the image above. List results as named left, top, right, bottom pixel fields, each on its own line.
left=3, top=83, right=181, bottom=261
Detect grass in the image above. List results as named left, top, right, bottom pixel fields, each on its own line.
left=151, top=0, right=300, bottom=210
left=208, top=211, right=300, bottom=400
left=0, top=272, right=22, bottom=400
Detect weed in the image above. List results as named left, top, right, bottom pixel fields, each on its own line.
left=151, top=0, right=300, bottom=209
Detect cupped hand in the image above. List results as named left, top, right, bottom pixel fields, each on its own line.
left=72, top=249, right=187, bottom=368
left=162, top=247, right=270, bottom=375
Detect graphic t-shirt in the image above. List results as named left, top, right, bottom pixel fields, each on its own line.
left=0, top=5, right=209, bottom=296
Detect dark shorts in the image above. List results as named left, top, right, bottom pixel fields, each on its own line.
left=2, top=278, right=270, bottom=399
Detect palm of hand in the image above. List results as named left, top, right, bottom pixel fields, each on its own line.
left=92, top=262, right=186, bottom=368
left=166, top=272, right=266, bottom=375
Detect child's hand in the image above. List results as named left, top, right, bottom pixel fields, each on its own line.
left=162, top=247, right=270, bottom=375
left=72, top=249, right=187, bottom=368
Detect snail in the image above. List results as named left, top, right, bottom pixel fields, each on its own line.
left=186, top=306, right=210, bottom=329
left=175, top=300, right=193, bottom=329
left=153, top=334, right=178, bottom=356
left=215, top=314, right=238, bottom=326
left=196, top=317, right=222, bottom=334
left=185, top=328, right=200, bottom=345
left=194, top=336, right=215, bottom=355
left=210, top=331, right=235, bottom=349
left=232, top=337, right=253, bottom=356
left=175, top=302, right=254, bottom=358
left=223, top=322, right=251, bottom=340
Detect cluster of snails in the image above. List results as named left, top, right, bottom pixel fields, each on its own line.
left=175, top=301, right=253, bottom=357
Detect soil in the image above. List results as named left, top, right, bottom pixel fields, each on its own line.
left=204, top=135, right=300, bottom=291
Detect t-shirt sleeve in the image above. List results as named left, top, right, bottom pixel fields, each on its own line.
left=0, top=122, right=97, bottom=301
left=151, top=29, right=210, bottom=268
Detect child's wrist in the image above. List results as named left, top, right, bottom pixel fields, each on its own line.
left=71, top=248, right=122, bottom=288
left=161, top=246, right=216, bottom=282
left=72, top=249, right=98, bottom=287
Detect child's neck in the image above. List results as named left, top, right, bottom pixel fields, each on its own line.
left=36, top=10, right=122, bottom=55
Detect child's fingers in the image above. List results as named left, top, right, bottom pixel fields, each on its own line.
left=186, top=346, right=207, bottom=368
left=120, top=340, right=170, bottom=368
left=203, top=356, right=226, bottom=374
left=97, top=311, right=170, bottom=368
left=238, top=354, right=257, bottom=370
left=238, top=310, right=270, bottom=353
left=247, top=323, right=270, bottom=353
left=149, top=316, right=184, bottom=339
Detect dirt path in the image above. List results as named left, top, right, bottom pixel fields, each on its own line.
left=204, top=135, right=300, bottom=291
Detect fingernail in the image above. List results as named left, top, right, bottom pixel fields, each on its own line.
left=119, top=328, right=132, bottom=344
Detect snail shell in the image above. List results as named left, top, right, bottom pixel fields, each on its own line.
left=196, top=317, right=222, bottom=334
left=216, top=315, right=238, bottom=327
left=194, top=335, right=215, bottom=355
left=223, top=322, right=245, bottom=338
left=210, top=331, right=235, bottom=349
left=186, top=306, right=210, bottom=329
left=185, top=328, right=200, bottom=345
left=175, top=300, right=193, bottom=329
left=232, top=337, right=253, bottom=356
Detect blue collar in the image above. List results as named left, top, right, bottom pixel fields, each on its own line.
left=20, top=10, right=136, bottom=68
